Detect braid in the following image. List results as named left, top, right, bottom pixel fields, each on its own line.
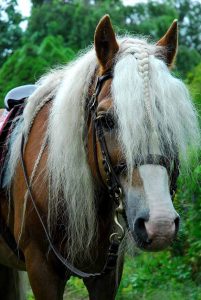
left=134, top=50, right=155, bottom=129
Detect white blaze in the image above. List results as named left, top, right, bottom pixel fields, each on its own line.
left=139, top=165, right=177, bottom=220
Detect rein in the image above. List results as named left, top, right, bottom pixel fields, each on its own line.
left=20, top=135, right=114, bottom=278
left=19, top=71, right=180, bottom=279
left=19, top=73, right=126, bottom=279
left=20, top=134, right=122, bottom=278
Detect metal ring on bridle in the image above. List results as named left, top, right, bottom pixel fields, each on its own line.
left=109, top=196, right=125, bottom=243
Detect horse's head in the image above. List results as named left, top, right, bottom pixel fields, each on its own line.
left=87, top=15, right=182, bottom=251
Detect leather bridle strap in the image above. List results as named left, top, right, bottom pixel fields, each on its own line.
left=95, top=116, right=123, bottom=203
left=85, top=72, right=114, bottom=188
left=87, top=72, right=124, bottom=200
left=86, top=72, right=180, bottom=200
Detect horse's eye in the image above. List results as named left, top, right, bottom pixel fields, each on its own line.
left=99, top=113, right=116, bottom=131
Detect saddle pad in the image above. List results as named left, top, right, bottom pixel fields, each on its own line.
left=0, top=104, right=25, bottom=187
left=0, top=110, right=11, bottom=136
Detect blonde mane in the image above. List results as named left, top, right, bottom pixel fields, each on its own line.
left=4, top=38, right=200, bottom=262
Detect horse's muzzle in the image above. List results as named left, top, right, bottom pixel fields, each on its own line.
left=133, top=211, right=180, bottom=251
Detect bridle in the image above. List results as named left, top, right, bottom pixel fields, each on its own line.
left=19, top=70, right=180, bottom=279
left=85, top=70, right=180, bottom=201
left=86, top=72, right=124, bottom=204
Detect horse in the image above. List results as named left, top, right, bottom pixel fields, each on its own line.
left=0, top=15, right=200, bottom=300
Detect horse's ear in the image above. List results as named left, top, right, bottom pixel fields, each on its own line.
left=156, top=20, right=178, bottom=68
left=94, top=15, right=119, bottom=71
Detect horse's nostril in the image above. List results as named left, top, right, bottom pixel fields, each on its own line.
left=134, top=214, right=151, bottom=244
left=137, top=217, right=145, bottom=230
left=174, top=215, right=180, bottom=234
left=146, top=238, right=152, bottom=245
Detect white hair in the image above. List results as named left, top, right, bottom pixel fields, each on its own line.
left=113, top=38, right=200, bottom=178
left=47, top=49, right=98, bottom=261
left=4, top=38, right=200, bottom=262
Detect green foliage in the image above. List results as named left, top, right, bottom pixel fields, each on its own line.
left=116, top=254, right=201, bottom=300
left=67, top=277, right=88, bottom=298
left=126, top=1, right=178, bottom=39
left=187, top=63, right=201, bottom=111
left=0, top=0, right=23, bottom=67
left=25, top=0, right=126, bottom=51
left=27, top=291, right=35, bottom=300
left=175, top=0, right=201, bottom=53
left=175, top=155, right=201, bottom=282
left=176, top=46, right=201, bottom=78
left=0, top=35, right=75, bottom=107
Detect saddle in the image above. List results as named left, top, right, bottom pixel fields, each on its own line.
left=0, top=105, right=25, bottom=188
